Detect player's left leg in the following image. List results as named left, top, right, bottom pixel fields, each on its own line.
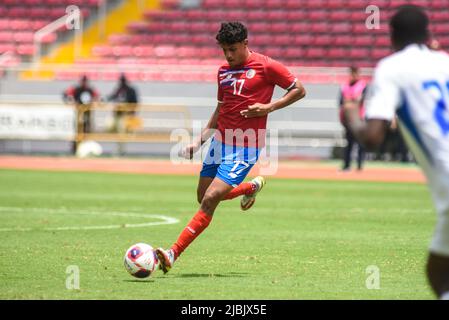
left=222, top=180, right=256, bottom=200
left=201, top=171, right=266, bottom=208
left=239, top=176, right=266, bottom=211
left=197, top=176, right=214, bottom=204
left=426, top=211, right=449, bottom=299
left=220, top=144, right=265, bottom=210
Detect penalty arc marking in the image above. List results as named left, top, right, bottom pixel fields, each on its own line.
left=0, top=207, right=180, bottom=232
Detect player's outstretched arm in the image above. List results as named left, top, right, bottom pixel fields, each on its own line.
left=240, top=79, right=306, bottom=118
left=182, top=102, right=222, bottom=159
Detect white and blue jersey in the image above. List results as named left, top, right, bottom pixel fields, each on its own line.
left=365, top=44, right=449, bottom=255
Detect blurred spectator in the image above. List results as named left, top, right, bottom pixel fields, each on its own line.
left=63, top=75, right=99, bottom=153
left=429, top=38, right=441, bottom=51
left=63, top=75, right=99, bottom=133
left=339, top=66, right=367, bottom=171
left=106, top=73, right=139, bottom=133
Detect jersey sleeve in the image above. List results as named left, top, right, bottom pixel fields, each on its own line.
left=217, top=69, right=224, bottom=103
left=265, top=58, right=297, bottom=90
left=365, top=61, right=402, bottom=121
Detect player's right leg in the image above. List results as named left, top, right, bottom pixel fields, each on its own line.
left=426, top=211, right=449, bottom=299
left=156, top=177, right=233, bottom=274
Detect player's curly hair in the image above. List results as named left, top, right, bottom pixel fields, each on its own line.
left=216, top=22, right=248, bottom=45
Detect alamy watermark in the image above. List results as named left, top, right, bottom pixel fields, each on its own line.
left=365, top=5, right=380, bottom=30
left=65, top=5, right=81, bottom=30
left=66, top=265, right=80, bottom=290
left=169, top=122, right=280, bottom=176
left=365, top=265, right=381, bottom=290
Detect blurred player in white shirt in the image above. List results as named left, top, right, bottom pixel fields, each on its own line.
left=344, top=5, right=449, bottom=299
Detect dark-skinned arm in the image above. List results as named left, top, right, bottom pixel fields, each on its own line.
left=343, top=100, right=390, bottom=151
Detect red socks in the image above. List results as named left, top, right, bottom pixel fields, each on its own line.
left=171, top=210, right=212, bottom=259
left=222, top=182, right=255, bottom=200
left=170, top=183, right=255, bottom=259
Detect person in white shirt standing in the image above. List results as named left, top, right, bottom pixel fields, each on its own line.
left=344, top=5, right=449, bottom=299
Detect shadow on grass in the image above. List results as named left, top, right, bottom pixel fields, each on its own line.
left=122, top=279, right=155, bottom=283
left=170, top=272, right=249, bottom=279
left=123, top=272, right=249, bottom=282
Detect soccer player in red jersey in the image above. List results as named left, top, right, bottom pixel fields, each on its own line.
left=156, top=22, right=306, bottom=273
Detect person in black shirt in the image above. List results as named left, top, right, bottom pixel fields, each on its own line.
left=63, top=75, right=99, bottom=154
left=107, top=74, right=139, bottom=133
left=63, top=75, right=99, bottom=134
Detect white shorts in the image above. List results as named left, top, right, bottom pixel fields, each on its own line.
left=430, top=208, right=449, bottom=256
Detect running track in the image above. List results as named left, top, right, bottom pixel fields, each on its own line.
left=0, top=156, right=425, bottom=184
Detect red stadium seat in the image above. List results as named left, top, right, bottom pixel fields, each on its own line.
left=311, top=22, right=328, bottom=33
left=30, top=0, right=448, bottom=80
left=328, top=48, right=348, bottom=59
left=290, top=22, right=309, bottom=33
left=247, top=11, right=267, bottom=22
left=331, top=22, right=351, bottom=34
left=334, top=35, right=353, bottom=46
left=372, top=48, right=391, bottom=60
left=305, top=0, right=328, bottom=9
left=251, top=34, right=272, bottom=46
left=16, top=44, right=34, bottom=55
left=264, top=47, right=283, bottom=58
left=374, top=37, right=391, bottom=47
left=434, top=24, right=449, bottom=33
left=293, top=34, right=313, bottom=46
left=306, top=48, right=326, bottom=59
left=313, top=35, right=333, bottom=46
left=349, top=48, right=370, bottom=59
left=272, top=35, right=293, bottom=46
left=309, top=10, right=328, bottom=22
left=267, top=11, right=287, bottom=22
left=285, top=0, right=302, bottom=10
left=270, top=23, right=289, bottom=34
left=265, top=0, right=284, bottom=10
left=327, top=0, right=347, bottom=9
left=186, top=9, right=203, bottom=20
left=329, top=11, right=351, bottom=22
left=286, top=11, right=307, bottom=21
left=354, top=36, right=373, bottom=47
left=284, top=48, right=304, bottom=59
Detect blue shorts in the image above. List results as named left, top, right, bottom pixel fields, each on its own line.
left=200, top=138, right=260, bottom=187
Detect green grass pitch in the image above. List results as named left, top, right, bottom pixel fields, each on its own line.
left=0, top=168, right=436, bottom=299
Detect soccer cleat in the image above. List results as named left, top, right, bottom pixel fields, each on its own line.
left=240, top=176, right=266, bottom=211
left=155, top=248, right=175, bottom=274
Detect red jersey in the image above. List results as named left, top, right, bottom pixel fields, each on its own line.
left=215, top=51, right=297, bottom=147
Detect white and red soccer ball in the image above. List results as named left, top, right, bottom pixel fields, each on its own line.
left=123, top=243, right=159, bottom=278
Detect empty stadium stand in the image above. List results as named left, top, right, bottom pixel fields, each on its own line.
left=93, top=0, right=449, bottom=64
left=3, top=0, right=448, bottom=83
left=0, top=0, right=100, bottom=60
left=55, top=0, right=449, bottom=82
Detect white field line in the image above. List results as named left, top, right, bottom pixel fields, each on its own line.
left=0, top=206, right=179, bottom=232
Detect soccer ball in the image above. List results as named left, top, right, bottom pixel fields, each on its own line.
left=123, top=243, right=159, bottom=278
left=76, top=140, right=103, bottom=158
